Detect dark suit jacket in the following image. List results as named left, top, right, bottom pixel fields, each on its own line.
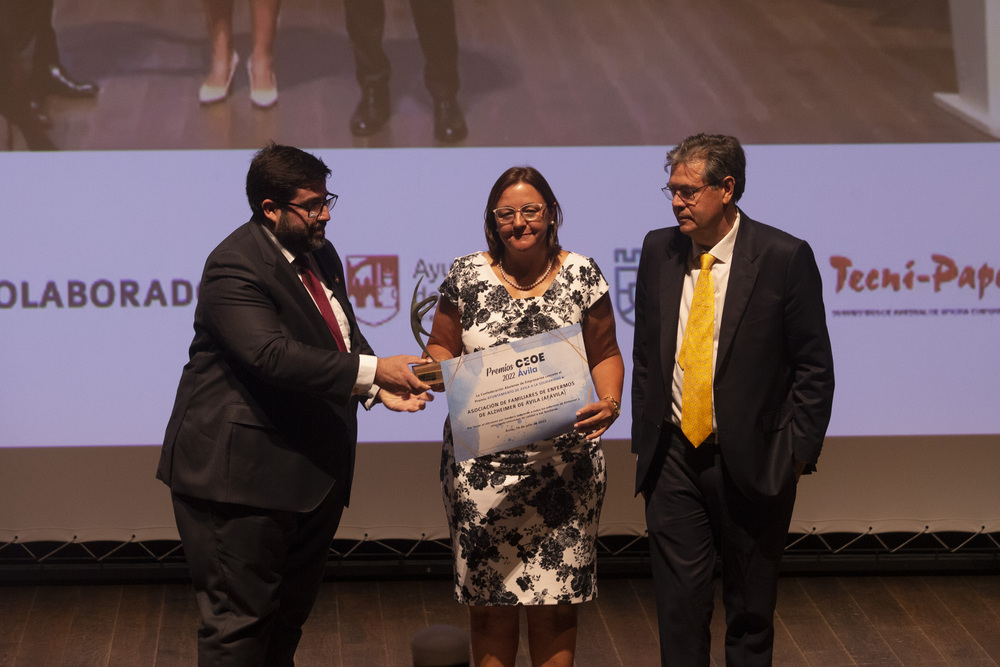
left=157, top=219, right=374, bottom=512
left=631, top=212, right=835, bottom=502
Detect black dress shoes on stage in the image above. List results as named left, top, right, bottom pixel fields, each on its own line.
left=28, top=99, right=53, bottom=128
left=349, top=85, right=390, bottom=137
left=349, top=85, right=468, bottom=143
left=36, top=64, right=99, bottom=98
left=433, top=98, right=467, bottom=143
left=2, top=96, right=57, bottom=150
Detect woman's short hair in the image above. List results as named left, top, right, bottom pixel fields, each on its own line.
left=484, top=166, right=563, bottom=262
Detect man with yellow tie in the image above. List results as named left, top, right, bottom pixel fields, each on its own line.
left=631, top=133, right=835, bottom=667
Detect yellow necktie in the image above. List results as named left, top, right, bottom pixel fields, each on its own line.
left=679, top=253, right=716, bottom=446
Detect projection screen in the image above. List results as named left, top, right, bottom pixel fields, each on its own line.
left=2, top=0, right=998, bottom=543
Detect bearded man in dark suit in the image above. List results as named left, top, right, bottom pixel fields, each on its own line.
left=631, top=134, right=835, bottom=667
left=157, top=142, right=432, bottom=666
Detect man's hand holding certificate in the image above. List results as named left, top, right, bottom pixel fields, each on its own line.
left=440, top=323, right=594, bottom=462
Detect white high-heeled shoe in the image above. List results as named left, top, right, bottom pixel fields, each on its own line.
left=248, top=59, right=277, bottom=108
left=199, top=52, right=239, bottom=104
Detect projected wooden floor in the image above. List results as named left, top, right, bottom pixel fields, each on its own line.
left=2, top=575, right=999, bottom=665
left=1, top=0, right=993, bottom=150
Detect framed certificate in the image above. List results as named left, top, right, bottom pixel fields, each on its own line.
left=441, top=323, right=595, bottom=462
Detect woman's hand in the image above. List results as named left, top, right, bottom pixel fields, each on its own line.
left=573, top=396, right=620, bottom=441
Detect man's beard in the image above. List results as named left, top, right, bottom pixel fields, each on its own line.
left=273, top=211, right=325, bottom=255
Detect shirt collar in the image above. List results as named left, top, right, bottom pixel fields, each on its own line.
left=691, top=210, right=740, bottom=265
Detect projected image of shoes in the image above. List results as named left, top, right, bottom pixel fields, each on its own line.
left=248, top=60, right=277, bottom=108
left=199, top=52, right=239, bottom=104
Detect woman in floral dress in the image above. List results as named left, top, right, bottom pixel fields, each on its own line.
left=426, top=166, right=624, bottom=667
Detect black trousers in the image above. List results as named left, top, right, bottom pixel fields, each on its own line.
left=643, top=425, right=796, bottom=667
left=344, top=0, right=459, bottom=101
left=172, top=490, right=346, bottom=667
left=31, top=0, right=60, bottom=72
left=0, top=0, right=57, bottom=149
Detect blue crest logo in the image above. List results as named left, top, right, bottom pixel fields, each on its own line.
left=614, top=248, right=641, bottom=326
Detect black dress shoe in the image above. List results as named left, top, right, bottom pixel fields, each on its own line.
left=433, top=99, right=467, bottom=143
left=29, top=98, right=53, bottom=128
left=349, top=86, right=390, bottom=137
left=5, top=102, right=57, bottom=150
left=37, top=64, right=99, bottom=98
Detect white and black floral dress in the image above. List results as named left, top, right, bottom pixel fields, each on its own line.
left=438, top=251, right=608, bottom=606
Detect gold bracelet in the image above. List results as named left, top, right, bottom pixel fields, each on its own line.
left=604, top=396, right=621, bottom=419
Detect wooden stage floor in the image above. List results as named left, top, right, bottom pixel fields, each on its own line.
left=2, top=575, right=999, bottom=666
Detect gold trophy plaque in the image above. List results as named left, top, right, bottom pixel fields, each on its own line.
left=410, top=277, right=443, bottom=384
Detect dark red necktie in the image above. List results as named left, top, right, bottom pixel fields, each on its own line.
left=294, top=257, right=348, bottom=352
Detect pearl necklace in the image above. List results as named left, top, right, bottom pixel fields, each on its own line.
left=499, top=257, right=554, bottom=291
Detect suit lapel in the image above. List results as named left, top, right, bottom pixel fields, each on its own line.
left=313, top=247, right=348, bottom=307
left=659, top=231, right=689, bottom=384
left=249, top=221, right=338, bottom=345
left=718, top=213, right=759, bottom=370
left=313, top=244, right=359, bottom=347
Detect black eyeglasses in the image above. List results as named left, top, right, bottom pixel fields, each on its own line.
left=282, top=193, right=338, bottom=219
left=662, top=184, right=714, bottom=204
